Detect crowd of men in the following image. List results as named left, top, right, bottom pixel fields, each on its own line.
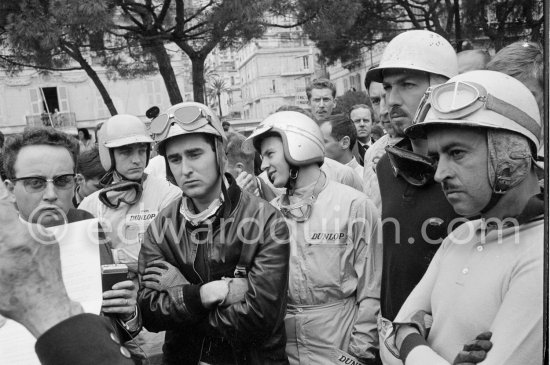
left=0, top=29, right=544, bottom=365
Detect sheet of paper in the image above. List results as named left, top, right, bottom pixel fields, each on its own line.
left=0, top=219, right=102, bottom=364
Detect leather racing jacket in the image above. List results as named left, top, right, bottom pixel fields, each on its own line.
left=138, top=176, right=290, bottom=364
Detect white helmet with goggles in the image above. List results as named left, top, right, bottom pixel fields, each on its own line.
left=406, top=70, right=541, bottom=151
left=405, top=70, right=541, bottom=211
left=243, top=111, right=325, bottom=196
left=243, top=111, right=325, bottom=166
left=366, top=30, right=458, bottom=83
left=98, top=114, right=154, bottom=172
left=151, top=102, right=227, bottom=184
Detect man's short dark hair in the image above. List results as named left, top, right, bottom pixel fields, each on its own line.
left=371, top=125, right=385, bottom=140
left=3, top=127, right=79, bottom=180
left=76, top=148, right=106, bottom=180
left=323, top=114, right=357, bottom=151
left=306, top=78, right=337, bottom=100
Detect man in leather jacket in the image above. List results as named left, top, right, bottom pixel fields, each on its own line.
left=137, top=102, right=291, bottom=365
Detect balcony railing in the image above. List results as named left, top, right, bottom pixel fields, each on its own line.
left=26, top=112, right=77, bottom=129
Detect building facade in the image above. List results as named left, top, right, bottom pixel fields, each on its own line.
left=0, top=47, right=192, bottom=137
left=235, top=18, right=324, bottom=120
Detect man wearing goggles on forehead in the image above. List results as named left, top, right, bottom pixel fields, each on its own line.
left=79, top=114, right=181, bottom=360
left=138, top=102, right=290, bottom=364
left=364, top=31, right=462, bottom=343
left=244, top=111, right=382, bottom=365
left=383, top=70, right=543, bottom=365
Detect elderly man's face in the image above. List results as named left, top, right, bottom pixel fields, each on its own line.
left=428, top=126, right=492, bottom=216
left=309, top=88, right=336, bottom=120
left=7, top=145, right=75, bottom=227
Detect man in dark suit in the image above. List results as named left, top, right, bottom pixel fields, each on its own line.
left=349, top=104, right=375, bottom=166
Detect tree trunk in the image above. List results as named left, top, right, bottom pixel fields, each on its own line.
left=62, top=43, right=118, bottom=115
left=454, top=0, right=462, bottom=52
left=146, top=42, right=183, bottom=105
left=217, top=92, right=222, bottom=118
left=191, top=55, right=207, bottom=103
left=78, top=54, right=118, bottom=115
left=86, top=66, right=118, bottom=116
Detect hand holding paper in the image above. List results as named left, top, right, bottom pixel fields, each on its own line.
left=0, top=178, right=83, bottom=338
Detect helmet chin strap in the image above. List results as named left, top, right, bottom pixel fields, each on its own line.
left=285, top=167, right=299, bottom=196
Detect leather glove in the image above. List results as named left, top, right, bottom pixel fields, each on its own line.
left=453, top=331, right=492, bottom=365
left=220, top=277, right=248, bottom=307
left=142, top=260, right=189, bottom=292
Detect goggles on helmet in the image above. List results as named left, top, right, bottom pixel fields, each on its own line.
left=149, top=104, right=224, bottom=141
left=386, top=145, right=437, bottom=187
left=409, top=81, right=541, bottom=140
left=98, top=181, right=143, bottom=209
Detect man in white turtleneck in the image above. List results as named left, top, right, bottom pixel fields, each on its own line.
left=244, top=111, right=383, bottom=365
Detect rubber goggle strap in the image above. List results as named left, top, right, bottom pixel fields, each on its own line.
left=484, top=94, right=541, bottom=141
left=413, top=81, right=541, bottom=140
left=150, top=106, right=224, bottom=142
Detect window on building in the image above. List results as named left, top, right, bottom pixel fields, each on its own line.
left=350, top=75, right=357, bottom=90
left=272, top=80, right=276, bottom=93
left=304, top=76, right=311, bottom=89
left=343, top=78, right=349, bottom=91
left=302, top=56, right=309, bottom=70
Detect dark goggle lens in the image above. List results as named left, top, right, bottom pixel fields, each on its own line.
left=98, top=181, right=142, bottom=208
left=386, top=146, right=436, bottom=187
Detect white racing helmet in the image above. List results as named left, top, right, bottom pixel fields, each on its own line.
left=150, top=102, right=228, bottom=183
left=366, top=30, right=458, bottom=83
left=405, top=70, right=541, bottom=209
left=243, top=111, right=325, bottom=167
left=97, top=114, right=154, bottom=172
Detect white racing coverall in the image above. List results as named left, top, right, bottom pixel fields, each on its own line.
left=79, top=174, right=181, bottom=271
left=274, top=179, right=382, bottom=364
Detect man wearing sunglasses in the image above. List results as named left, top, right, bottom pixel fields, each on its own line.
left=384, top=70, right=543, bottom=365
left=244, top=111, right=382, bottom=365
left=0, top=175, right=135, bottom=365
left=138, top=102, right=290, bottom=364
left=79, top=115, right=181, bottom=361
left=3, top=127, right=141, bottom=353
left=363, top=31, right=462, bottom=343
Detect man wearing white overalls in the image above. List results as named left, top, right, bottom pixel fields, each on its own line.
left=244, top=111, right=382, bottom=365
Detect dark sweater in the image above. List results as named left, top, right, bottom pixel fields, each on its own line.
left=376, top=148, right=460, bottom=321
